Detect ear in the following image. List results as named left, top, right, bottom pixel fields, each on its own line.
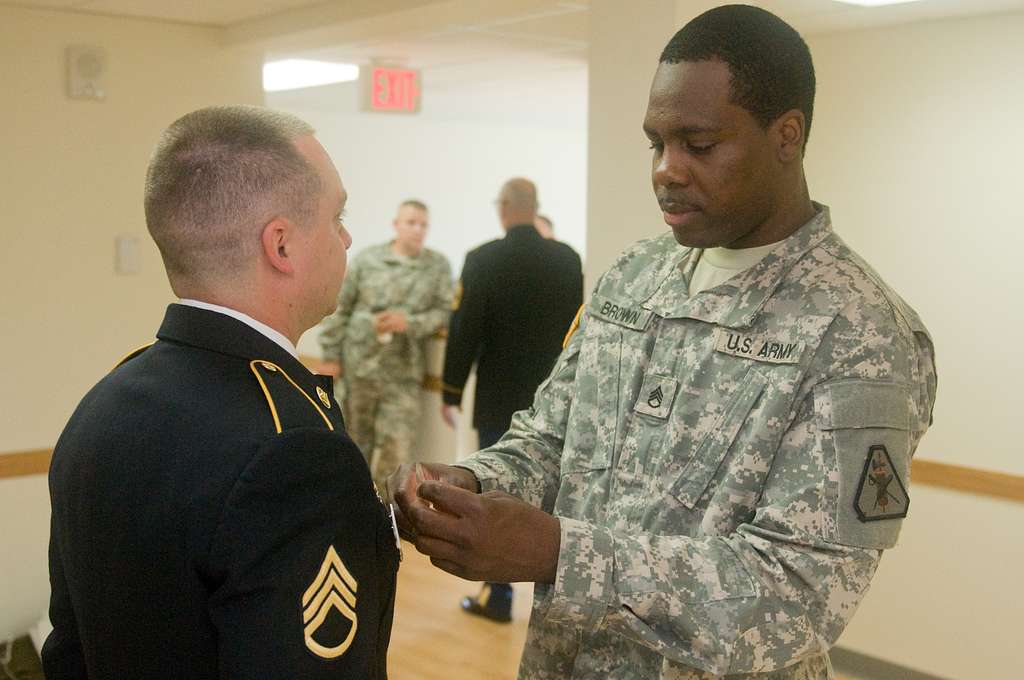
left=773, top=109, right=806, bottom=163
left=260, top=216, right=298, bottom=275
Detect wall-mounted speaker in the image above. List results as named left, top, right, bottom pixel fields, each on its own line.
left=66, top=45, right=106, bottom=101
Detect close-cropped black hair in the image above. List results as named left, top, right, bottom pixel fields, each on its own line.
left=660, top=4, right=816, bottom=150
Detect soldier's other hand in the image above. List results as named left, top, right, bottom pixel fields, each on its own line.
left=387, top=463, right=478, bottom=541
left=409, top=483, right=561, bottom=585
left=440, top=404, right=459, bottom=428
left=385, top=311, right=409, bottom=333
left=374, top=311, right=408, bottom=333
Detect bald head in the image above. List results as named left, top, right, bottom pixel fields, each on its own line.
left=496, top=177, right=538, bottom=229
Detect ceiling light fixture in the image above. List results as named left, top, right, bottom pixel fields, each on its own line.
left=832, top=0, right=926, bottom=6
left=262, top=60, right=360, bottom=92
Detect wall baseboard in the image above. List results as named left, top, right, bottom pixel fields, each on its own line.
left=831, top=647, right=950, bottom=680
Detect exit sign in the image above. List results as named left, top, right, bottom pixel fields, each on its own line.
left=365, top=66, right=421, bottom=113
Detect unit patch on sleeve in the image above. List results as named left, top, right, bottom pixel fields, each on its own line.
left=302, top=545, right=358, bottom=660
left=854, top=445, right=910, bottom=522
left=714, top=328, right=804, bottom=365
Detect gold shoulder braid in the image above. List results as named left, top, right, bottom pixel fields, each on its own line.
left=113, top=342, right=155, bottom=370
left=249, top=360, right=334, bottom=434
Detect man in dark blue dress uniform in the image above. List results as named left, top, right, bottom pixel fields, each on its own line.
left=439, top=178, right=583, bottom=621
left=43, top=106, right=400, bottom=679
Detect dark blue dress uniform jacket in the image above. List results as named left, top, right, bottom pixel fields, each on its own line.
left=43, top=303, right=399, bottom=679
left=442, top=224, right=584, bottom=431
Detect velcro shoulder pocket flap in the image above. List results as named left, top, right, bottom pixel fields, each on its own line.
left=817, top=380, right=911, bottom=431
left=817, top=380, right=913, bottom=550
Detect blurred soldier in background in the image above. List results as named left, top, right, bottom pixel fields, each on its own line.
left=321, top=200, right=453, bottom=492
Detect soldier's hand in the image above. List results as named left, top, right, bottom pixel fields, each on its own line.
left=440, top=404, right=459, bottom=428
left=385, top=311, right=409, bottom=333
left=387, top=463, right=478, bottom=541
left=408, top=482, right=561, bottom=585
left=374, top=311, right=408, bottom=333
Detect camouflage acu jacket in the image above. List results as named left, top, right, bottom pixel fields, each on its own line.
left=458, top=207, right=937, bottom=679
left=320, top=243, right=452, bottom=384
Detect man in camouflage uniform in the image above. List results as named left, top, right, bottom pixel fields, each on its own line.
left=321, top=200, right=452, bottom=490
left=389, top=6, right=937, bottom=679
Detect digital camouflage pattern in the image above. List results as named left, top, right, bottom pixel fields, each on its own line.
left=320, top=243, right=453, bottom=384
left=457, top=206, right=937, bottom=679
left=321, top=242, right=452, bottom=486
left=344, top=376, right=420, bottom=488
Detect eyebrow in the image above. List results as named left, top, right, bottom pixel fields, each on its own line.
left=643, top=124, right=721, bottom=137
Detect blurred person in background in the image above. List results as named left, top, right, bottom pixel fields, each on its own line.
left=438, top=178, right=583, bottom=622
left=320, top=199, right=453, bottom=492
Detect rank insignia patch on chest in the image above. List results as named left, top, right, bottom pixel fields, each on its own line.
left=302, top=545, right=358, bottom=660
left=634, top=374, right=678, bottom=419
left=854, top=445, right=910, bottom=522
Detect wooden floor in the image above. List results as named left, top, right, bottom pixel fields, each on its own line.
left=389, top=548, right=533, bottom=679
left=388, top=549, right=853, bottom=679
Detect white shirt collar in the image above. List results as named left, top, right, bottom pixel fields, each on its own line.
left=177, top=299, right=298, bottom=359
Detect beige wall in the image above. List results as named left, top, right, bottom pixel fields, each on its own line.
left=585, top=0, right=678, bottom=289
left=806, top=12, right=1024, bottom=679
left=807, top=13, right=1024, bottom=477
left=0, top=4, right=263, bottom=638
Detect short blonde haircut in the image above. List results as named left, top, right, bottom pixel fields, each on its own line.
left=144, top=105, right=320, bottom=287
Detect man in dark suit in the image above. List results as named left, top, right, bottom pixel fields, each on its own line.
left=44, top=106, right=400, bottom=679
left=440, top=177, right=583, bottom=621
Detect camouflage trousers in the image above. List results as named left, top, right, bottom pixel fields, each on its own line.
left=340, top=377, right=421, bottom=491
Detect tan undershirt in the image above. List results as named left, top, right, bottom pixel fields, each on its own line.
left=689, top=241, right=782, bottom=296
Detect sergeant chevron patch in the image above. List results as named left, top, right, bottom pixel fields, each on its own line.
left=302, top=545, right=358, bottom=660
left=633, top=374, right=678, bottom=419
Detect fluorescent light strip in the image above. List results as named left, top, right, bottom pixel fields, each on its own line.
left=263, top=60, right=360, bottom=92
left=832, top=0, right=926, bottom=6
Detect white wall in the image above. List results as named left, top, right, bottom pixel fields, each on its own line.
left=805, top=12, right=1024, bottom=679
left=0, top=4, right=263, bottom=640
left=270, top=63, right=589, bottom=460
left=267, top=64, right=589, bottom=297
